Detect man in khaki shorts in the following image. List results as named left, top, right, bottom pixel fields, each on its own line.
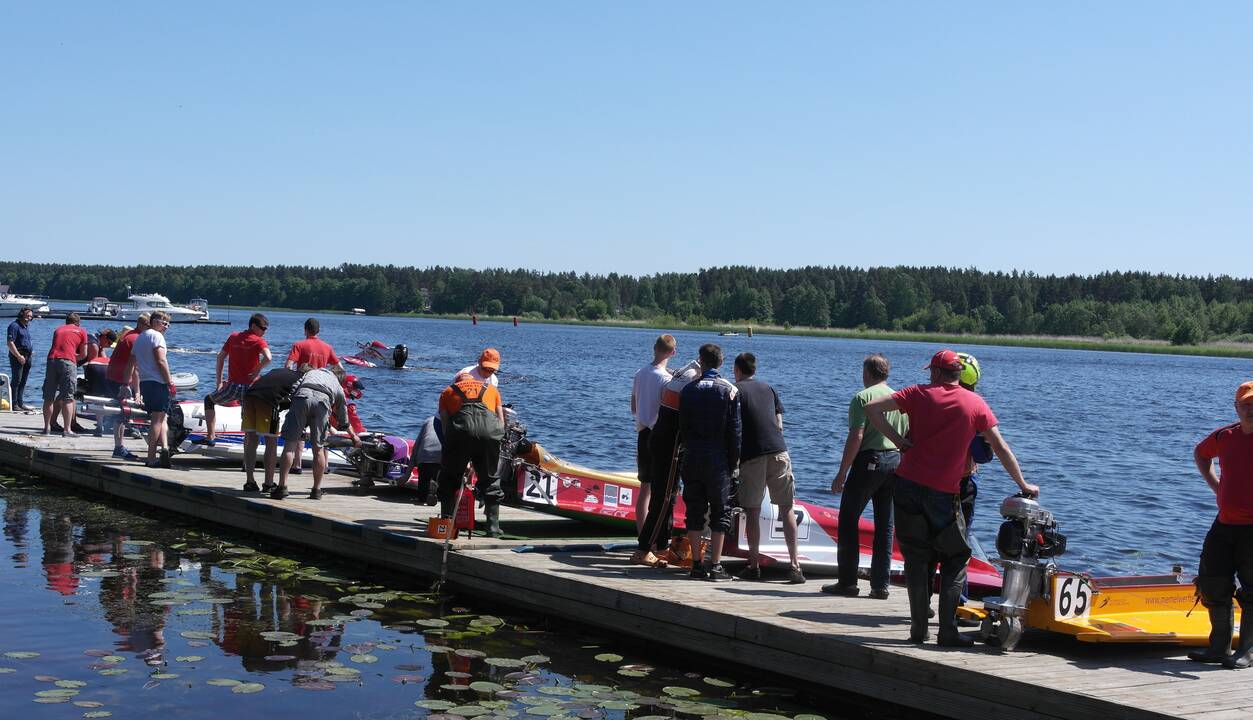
left=733, top=352, right=804, bottom=583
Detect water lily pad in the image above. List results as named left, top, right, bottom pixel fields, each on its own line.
left=662, top=686, right=700, bottom=697
left=3, top=651, right=40, bottom=659
left=598, top=701, right=639, bottom=711
left=484, top=657, right=526, bottom=668
left=304, top=619, right=342, bottom=627
left=73, top=701, right=104, bottom=708
left=745, top=714, right=790, bottom=720
left=121, top=553, right=147, bottom=560
left=0, top=668, right=17, bottom=674
left=206, top=678, right=242, bottom=687
left=617, top=669, right=647, bottom=678
left=176, top=608, right=212, bottom=616
left=593, top=653, right=622, bottom=662
left=521, top=655, right=550, bottom=664
left=524, top=707, right=567, bottom=717
left=175, top=656, right=204, bottom=663
left=349, top=654, right=378, bottom=664
left=294, top=680, right=336, bottom=691
left=82, top=650, right=112, bottom=657
left=180, top=631, right=214, bottom=640
left=224, top=547, right=255, bottom=555
left=428, top=715, right=470, bottom=720
left=326, top=666, right=360, bottom=676
left=260, top=631, right=301, bottom=642
left=468, top=616, right=504, bottom=627
left=76, top=570, right=120, bottom=578
left=36, top=689, right=80, bottom=698
left=201, top=598, right=235, bottom=604
left=537, top=686, right=576, bottom=696
left=452, top=706, right=494, bottom=717
left=33, top=697, right=71, bottom=704
left=415, top=618, right=449, bottom=627
left=424, top=645, right=453, bottom=653
left=446, top=671, right=473, bottom=679
left=55, top=680, right=87, bottom=688
left=264, top=655, right=296, bottom=662
left=440, top=684, right=472, bottom=692
left=84, top=711, right=113, bottom=718
left=703, top=677, right=735, bottom=687
left=416, top=700, right=457, bottom=710
left=793, top=716, right=826, bottom=720
left=122, top=539, right=154, bottom=546
left=470, top=681, right=506, bottom=693
left=150, top=672, right=179, bottom=679
left=100, top=656, right=125, bottom=664
left=97, top=669, right=128, bottom=676
left=186, top=640, right=210, bottom=648
left=455, top=649, right=486, bottom=659
left=232, top=682, right=265, bottom=694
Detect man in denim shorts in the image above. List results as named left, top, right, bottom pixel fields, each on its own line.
left=733, top=352, right=804, bottom=583
left=42, top=313, right=88, bottom=436
left=199, top=313, right=270, bottom=446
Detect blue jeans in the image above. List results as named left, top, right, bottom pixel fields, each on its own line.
left=837, top=449, right=898, bottom=591
left=9, top=351, right=31, bottom=407
left=893, top=475, right=971, bottom=640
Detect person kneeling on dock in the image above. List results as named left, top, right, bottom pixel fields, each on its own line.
left=274, top=365, right=360, bottom=501
left=436, top=372, right=506, bottom=537
left=1189, top=381, right=1253, bottom=668
left=240, top=367, right=302, bottom=494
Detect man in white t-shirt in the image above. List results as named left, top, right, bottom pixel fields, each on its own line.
left=457, top=348, right=504, bottom=423
left=124, top=311, right=175, bottom=468
left=629, top=334, right=676, bottom=544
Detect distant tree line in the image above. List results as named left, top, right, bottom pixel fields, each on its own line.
left=3, top=262, right=1251, bottom=345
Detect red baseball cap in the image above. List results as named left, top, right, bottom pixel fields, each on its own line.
left=925, top=349, right=964, bottom=371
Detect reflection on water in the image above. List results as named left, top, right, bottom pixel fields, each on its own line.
left=0, top=478, right=878, bottom=720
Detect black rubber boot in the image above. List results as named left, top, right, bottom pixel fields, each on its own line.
left=1222, top=609, right=1252, bottom=669
left=1189, top=605, right=1233, bottom=664
left=936, top=555, right=973, bottom=647
left=484, top=502, right=503, bottom=538
left=903, top=559, right=932, bottom=643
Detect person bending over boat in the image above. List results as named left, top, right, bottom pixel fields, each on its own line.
left=635, top=358, right=702, bottom=567
left=199, top=314, right=270, bottom=446
left=273, top=365, right=360, bottom=500
left=436, top=372, right=506, bottom=536
left=679, top=343, right=741, bottom=581
left=734, top=352, right=804, bottom=584
left=104, top=314, right=149, bottom=460
left=827, top=353, right=907, bottom=599
left=864, top=349, right=1038, bottom=647
left=630, top=334, right=676, bottom=546
left=1189, top=381, right=1253, bottom=668
left=239, top=367, right=302, bottom=494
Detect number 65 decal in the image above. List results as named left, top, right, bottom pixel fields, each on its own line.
left=1052, top=575, right=1092, bottom=620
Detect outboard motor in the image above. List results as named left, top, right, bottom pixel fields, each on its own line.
left=392, top=344, right=408, bottom=369
left=979, top=493, right=1067, bottom=651
left=347, top=434, right=413, bottom=487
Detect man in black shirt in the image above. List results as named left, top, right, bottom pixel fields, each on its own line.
left=733, top=353, right=804, bottom=583
left=240, top=367, right=301, bottom=492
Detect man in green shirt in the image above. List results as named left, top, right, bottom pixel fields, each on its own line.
left=825, top=354, right=909, bottom=598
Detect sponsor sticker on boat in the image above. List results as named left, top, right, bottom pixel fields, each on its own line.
left=604, top=485, right=618, bottom=507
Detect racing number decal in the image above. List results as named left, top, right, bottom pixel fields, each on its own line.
left=771, top=505, right=811, bottom=541
left=522, top=469, right=558, bottom=506
left=1052, top=575, right=1092, bottom=620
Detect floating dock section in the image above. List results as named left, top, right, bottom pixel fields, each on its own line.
left=0, top=410, right=1246, bottom=720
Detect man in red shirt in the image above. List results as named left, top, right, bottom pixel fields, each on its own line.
left=200, top=314, right=271, bottom=445
left=1189, top=381, right=1253, bottom=668
left=42, top=313, right=89, bottom=436
left=104, top=314, right=150, bottom=459
left=865, top=349, right=1038, bottom=647
left=286, top=318, right=341, bottom=371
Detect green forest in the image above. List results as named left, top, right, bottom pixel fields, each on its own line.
left=3, top=262, right=1250, bottom=346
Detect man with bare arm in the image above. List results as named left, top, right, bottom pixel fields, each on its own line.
left=125, top=311, right=175, bottom=468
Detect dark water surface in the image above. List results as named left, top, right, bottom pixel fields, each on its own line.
left=26, top=308, right=1253, bottom=575
left=0, top=478, right=852, bottom=720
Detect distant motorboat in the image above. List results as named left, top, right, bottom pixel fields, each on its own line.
left=115, top=293, right=206, bottom=323
left=0, top=285, right=50, bottom=317
left=351, top=307, right=367, bottom=315
left=87, top=296, right=121, bottom=318
left=718, top=331, right=740, bottom=337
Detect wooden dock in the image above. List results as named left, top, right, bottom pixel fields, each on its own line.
left=0, top=409, right=1247, bottom=720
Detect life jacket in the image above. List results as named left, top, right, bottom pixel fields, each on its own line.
left=660, top=360, right=702, bottom=411
left=445, top=380, right=504, bottom=442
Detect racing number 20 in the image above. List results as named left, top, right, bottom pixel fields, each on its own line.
left=1053, top=575, right=1092, bottom=620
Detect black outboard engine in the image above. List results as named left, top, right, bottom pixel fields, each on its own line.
left=392, top=344, right=408, bottom=369
left=980, top=493, right=1067, bottom=651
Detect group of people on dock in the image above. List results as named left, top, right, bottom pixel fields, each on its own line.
left=627, top=334, right=1037, bottom=645
left=9, top=310, right=1253, bottom=657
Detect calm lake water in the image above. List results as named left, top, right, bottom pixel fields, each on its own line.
left=0, top=477, right=850, bottom=720
left=21, top=307, right=1253, bottom=575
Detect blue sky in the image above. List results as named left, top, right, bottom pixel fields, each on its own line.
left=3, top=3, right=1250, bottom=277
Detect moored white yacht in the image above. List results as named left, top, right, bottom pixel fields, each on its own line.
left=0, top=285, right=51, bottom=317
left=116, top=293, right=207, bottom=323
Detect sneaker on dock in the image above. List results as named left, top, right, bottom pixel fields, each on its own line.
left=242, top=481, right=260, bottom=493
left=821, top=583, right=860, bottom=597
left=786, top=566, right=806, bottom=584
left=689, top=563, right=709, bottom=580
left=308, top=489, right=323, bottom=500
left=270, top=486, right=289, bottom=500
left=737, top=565, right=762, bottom=581
left=706, top=564, right=732, bottom=582
left=112, top=447, right=139, bottom=461
left=261, top=482, right=277, bottom=493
